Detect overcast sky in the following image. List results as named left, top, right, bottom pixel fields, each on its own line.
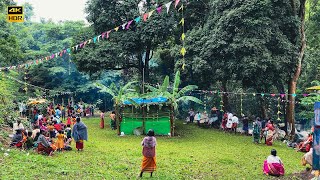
left=14, top=0, right=88, bottom=22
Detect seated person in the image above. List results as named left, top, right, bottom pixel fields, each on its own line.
left=32, top=126, right=40, bottom=139
left=10, top=129, right=23, bottom=147
left=24, top=131, right=34, bottom=150
left=297, top=133, right=313, bottom=152
left=263, top=149, right=285, bottom=176
left=200, top=111, right=209, bottom=125
left=36, top=130, right=54, bottom=156
left=301, top=142, right=313, bottom=167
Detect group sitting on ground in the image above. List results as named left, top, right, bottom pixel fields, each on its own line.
left=10, top=102, right=88, bottom=156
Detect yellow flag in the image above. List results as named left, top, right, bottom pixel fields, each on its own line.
left=182, top=63, right=185, bottom=70
left=114, top=27, right=119, bottom=31
left=88, top=39, right=92, bottom=44
left=179, top=18, right=184, bottom=26
left=181, top=33, right=186, bottom=41
left=148, top=10, right=155, bottom=18
left=178, top=5, right=184, bottom=11
left=180, top=47, right=186, bottom=56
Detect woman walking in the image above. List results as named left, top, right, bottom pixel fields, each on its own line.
left=140, top=129, right=157, bottom=178
left=72, top=117, right=88, bottom=151
left=100, top=111, right=105, bottom=129
left=265, top=120, right=275, bottom=146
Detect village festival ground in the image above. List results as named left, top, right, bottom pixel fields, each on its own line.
left=1, top=117, right=306, bottom=179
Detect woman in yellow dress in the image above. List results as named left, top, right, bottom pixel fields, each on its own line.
left=55, top=130, right=65, bottom=151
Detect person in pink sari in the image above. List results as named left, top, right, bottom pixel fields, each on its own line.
left=263, top=149, right=285, bottom=176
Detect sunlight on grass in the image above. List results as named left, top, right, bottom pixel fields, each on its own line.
left=1, top=118, right=305, bottom=179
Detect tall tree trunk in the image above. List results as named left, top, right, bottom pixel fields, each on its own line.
left=259, top=96, right=267, bottom=119
left=221, top=80, right=231, bottom=112
left=287, top=0, right=307, bottom=139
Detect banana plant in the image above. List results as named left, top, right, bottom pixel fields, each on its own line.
left=146, top=71, right=202, bottom=110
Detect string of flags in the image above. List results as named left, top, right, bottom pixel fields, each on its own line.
left=178, top=2, right=186, bottom=70
left=4, top=73, right=73, bottom=96
left=0, top=0, right=183, bottom=71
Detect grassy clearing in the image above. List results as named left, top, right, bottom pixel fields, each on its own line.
left=0, top=118, right=306, bottom=179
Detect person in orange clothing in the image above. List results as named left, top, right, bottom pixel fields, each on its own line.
left=55, top=130, right=65, bottom=152
left=47, top=123, right=56, bottom=138
left=140, top=129, right=157, bottom=178
left=297, top=133, right=313, bottom=152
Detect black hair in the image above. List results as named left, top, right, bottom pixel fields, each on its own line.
left=76, top=117, right=81, bottom=122
left=27, top=131, right=32, bottom=137
left=271, top=149, right=277, bottom=156
left=112, top=111, right=115, bottom=114
left=67, top=124, right=70, bottom=128
left=58, top=130, right=63, bottom=134
left=15, top=129, right=22, bottom=134
left=270, top=120, right=274, bottom=124
left=147, top=129, right=155, bottom=136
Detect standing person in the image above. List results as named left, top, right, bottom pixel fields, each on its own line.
left=110, top=111, right=116, bottom=130
left=91, top=105, right=94, bottom=117
left=72, top=117, right=88, bottom=151
left=226, top=112, right=233, bottom=132
left=209, top=107, right=219, bottom=128
left=188, top=109, right=195, bottom=124
left=221, top=112, right=228, bottom=131
left=55, top=130, right=65, bottom=152
left=242, top=115, right=249, bottom=135
left=83, top=104, right=86, bottom=117
left=253, top=122, right=260, bottom=144
left=231, top=113, right=239, bottom=134
left=195, top=111, right=201, bottom=126
left=140, top=129, right=157, bottom=178
left=100, top=111, right=105, bottom=129
left=61, top=106, right=66, bottom=121
left=263, top=149, right=285, bottom=176
left=12, top=120, right=24, bottom=134
left=265, top=120, right=275, bottom=146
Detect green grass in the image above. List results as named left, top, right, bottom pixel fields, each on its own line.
left=0, top=118, right=306, bottom=179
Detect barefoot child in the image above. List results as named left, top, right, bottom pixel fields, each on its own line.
left=55, top=130, right=65, bottom=152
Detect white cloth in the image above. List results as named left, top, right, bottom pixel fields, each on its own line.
left=12, top=122, right=24, bottom=134
left=267, top=155, right=282, bottom=164
left=226, top=119, right=233, bottom=128
left=231, top=116, right=239, bottom=124
left=227, top=113, right=233, bottom=121
left=32, top=129, right=40, bottom=139
left=303, top=148, right=313, bottom=166
left=38, top=114, right=43, bottom=121
left=200, top=113, right=208, bottom=123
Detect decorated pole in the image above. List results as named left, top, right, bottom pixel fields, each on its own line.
left=313, top=102, right=320, bottom=176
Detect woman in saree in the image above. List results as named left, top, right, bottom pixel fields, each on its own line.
left=37, top=130, right=54, bottom=156
left=263, top=149, right=285, bottom=176
left=72, top=117, right=88, bottom=151
left=140, top=129, right=157, bottom=178
left=265, top=120, right=275, bottom=146
left=253, top=122, right=260, bottom=144
left=100, top=111, right=105, bottom=129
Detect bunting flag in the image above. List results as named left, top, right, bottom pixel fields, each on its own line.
left=0, top=0, right=180, bottom=72
left=277, top=97, right=281, bottom=120
left=165, top=1, right=172, bottom=14
left=121, top=23, right=127, bottom=30
left=180, top=47, right=186, bottom=56
left=179, top=1, right=186, bottom=70
left=156, top=6, right=162, bottom=14
left=126, top=20, right=133, bottom=29
left=179, top=18, right=185, bottom=26
left=175, top=0, right=180, bottom=8
left=143, top=13, right=149, bottom=22
left=181, top=33, right=185, bottom=41
left=148, top=10, right=155, bottom=18
left=134, top=16, right=141, bottom=23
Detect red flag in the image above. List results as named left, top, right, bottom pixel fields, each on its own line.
left=143, top=13, right=148, bottom=22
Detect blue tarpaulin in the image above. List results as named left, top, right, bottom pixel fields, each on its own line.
left=122, top=97, right=168, bottom=105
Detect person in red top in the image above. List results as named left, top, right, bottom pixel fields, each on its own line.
left=265, top=120, right=275, bottom=146
left=297, top=133, right=313, bottom=152
left=53, top=121, right=62, bottom=132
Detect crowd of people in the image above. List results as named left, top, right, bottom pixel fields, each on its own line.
left=10, top=102, right=88, bottom=156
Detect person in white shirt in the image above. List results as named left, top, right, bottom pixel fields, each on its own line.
left=226, top=112, right=233, bottom=131
left=231, top=113, right=239, bottom=134
left=195, top=112, right=201, bottom=126
left=12, top=120, right=24, bottom=134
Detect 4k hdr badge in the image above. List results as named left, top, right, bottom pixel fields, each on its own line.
left=7, top=6, right=24, bottom=22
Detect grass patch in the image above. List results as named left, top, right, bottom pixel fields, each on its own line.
left=1, top=118, right=305, bottom=179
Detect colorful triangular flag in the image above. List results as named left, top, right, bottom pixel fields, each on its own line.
left=134, top=16, right=141, bottom=23
left=179, top=18, right=185, bottom=26
left=148, top=10, right=155, bottom=18
left=143, top=13, right=149, bottom=22
left=121, top=23, right=127, bottom=30
left=181, top=33, right=186, bottom=41
left=180, top=47, right=186, bottom=56
left=114, top=27, right=119, bottom=31
left=106, top=30, right=111, bottom=39
left=156, top=6, right=162, bottom=14
left=165, top=1, right=173, bottom=14
left=126, top=20, right=133, bottom=29
left=93, top=37, right=97, bottom=43
left=175, top=0, right=180, bottom=8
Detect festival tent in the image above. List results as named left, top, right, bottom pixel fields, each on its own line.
left=118, top=97, right=173, bottom=136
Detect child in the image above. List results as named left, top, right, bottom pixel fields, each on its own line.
left=66, top=115, right=72, bottom=126
left=24, top=131, right=34, bottom=150
left=65, top=124, right=72, bottom=140
left=47, top=123, right=55, bottom=138
left=55, top=130, right=65, bottom=152
left=64, top=137, right=73, bottom=151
